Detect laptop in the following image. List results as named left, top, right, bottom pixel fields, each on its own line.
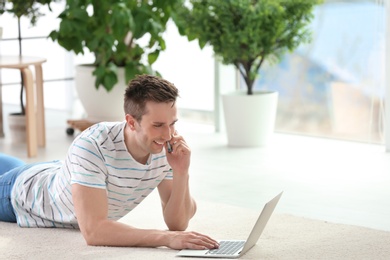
left=176, top=192, right=283, bottom=258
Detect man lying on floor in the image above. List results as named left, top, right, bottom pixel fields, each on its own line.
left=0, top=74, right=219, bottom=250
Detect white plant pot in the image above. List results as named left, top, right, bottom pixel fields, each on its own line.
left=75, top=65, right=126, bottom=122
left=8, top=113, right=26, bottom=144
left=222, top=90, right=278, bottom=147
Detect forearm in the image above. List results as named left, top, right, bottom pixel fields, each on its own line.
left=82, top=219, right=170, bottom=247
left=162, top=173, right=197, bottom=231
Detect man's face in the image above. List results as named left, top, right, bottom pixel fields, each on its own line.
left=133, top=101, right=178, bottom=155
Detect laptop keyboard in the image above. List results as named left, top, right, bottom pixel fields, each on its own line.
left=207, top=241, right=245, bottom=255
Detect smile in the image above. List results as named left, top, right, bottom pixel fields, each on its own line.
left=154, top=141, right=165, bottom=146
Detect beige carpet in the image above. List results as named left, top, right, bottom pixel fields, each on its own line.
left=1, top=193, right=389, bottom=260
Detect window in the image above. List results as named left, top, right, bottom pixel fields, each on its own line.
left=249, top=0, right=385, bottom=144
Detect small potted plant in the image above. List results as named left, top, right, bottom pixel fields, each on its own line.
left=0, top=0, right=57, bottom=142
left=173, top=0, right=322, bottom=146
left=49, top=0, right=181, bottom=123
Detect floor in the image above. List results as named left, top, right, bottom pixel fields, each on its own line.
left=1, top=104, right=390, bottom=232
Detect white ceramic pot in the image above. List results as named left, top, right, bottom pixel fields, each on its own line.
left=8, top=113, right=26, bottom=144
left=75, top=65, right=126, bottom=122
left=222, top=90, right=278, bottom=147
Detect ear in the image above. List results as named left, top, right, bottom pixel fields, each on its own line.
left=125, top=114, right=137, bottom=131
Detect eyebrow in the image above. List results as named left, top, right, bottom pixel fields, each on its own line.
left=153, top=119, right=178, bottom=125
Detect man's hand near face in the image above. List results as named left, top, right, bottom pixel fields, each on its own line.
left=165, top=131, right=191, bottom=174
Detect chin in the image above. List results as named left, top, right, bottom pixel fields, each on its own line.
left=151, top=144, right=164, bottom=154
left=149, top=149, right=161, bottom=155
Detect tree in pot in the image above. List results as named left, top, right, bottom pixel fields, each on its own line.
left=49, top=0, right=181, bottom=126
left=173, top=0, right=322, bottom=147
left=0, top=0, right=57, bottom=142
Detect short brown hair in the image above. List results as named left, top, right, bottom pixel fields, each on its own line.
left=124, top=75, right=179, bottom=122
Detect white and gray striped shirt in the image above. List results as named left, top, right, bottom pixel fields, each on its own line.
left=11, top=121, right=172, bottom=228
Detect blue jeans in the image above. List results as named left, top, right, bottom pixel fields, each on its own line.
left=0, top=154, right=26, bottom=222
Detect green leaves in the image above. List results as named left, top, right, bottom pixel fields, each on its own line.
left=148, top=50, right=160, bottom=65
left=50, top=0, right=181, bottom=92
left=1, top=0, right=60, bottom=26
left=93, top=63, right=118, bottom=92
left=110, top=3, right=134, bottom=39
left=173, top=0, right=322, bottom=94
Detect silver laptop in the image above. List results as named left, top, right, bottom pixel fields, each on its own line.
left=176, top=192, right=283, bottom=258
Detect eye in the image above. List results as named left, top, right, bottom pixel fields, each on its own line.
left=153, top=124, right=163, bottom=128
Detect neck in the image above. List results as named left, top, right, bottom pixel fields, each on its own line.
left=124, top=124, right=150, bottom=165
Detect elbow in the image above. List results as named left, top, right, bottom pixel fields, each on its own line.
left=164, top=213, right=194, bottom=231
left=164, top=215, right=190, bottom=231
left=167, top=221, right=189, bottom=232
left=82, top=230, right=100, bottom=246
left=80, top=225, right=104, bottom=246
left=164, top=200, right=197, bottom=231
left=84, top=237, right=99, bottom=246
left=165, top=214, right=192, bottom=231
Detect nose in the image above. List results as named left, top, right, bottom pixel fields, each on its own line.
left=163, top=125, right=173, bottom=141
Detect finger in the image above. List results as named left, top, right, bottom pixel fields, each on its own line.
left=195, top=234, right=219, bottom=248
left=189, top=233, right=219, bottom=249
left=166, top=140, right=179, bottom=153
left=172, top=142, right=183, bottom=154
left=172, top=130, right=184, bottom=140
left=187, top=238, right=217, bottom=250
left=185, top=242, right=210, bottom=250
left=171, top=143, right=190, bottom=155
left=168, top=134, right=181, bottom=146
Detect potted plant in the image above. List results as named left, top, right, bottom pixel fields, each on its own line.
left=49, top=0, right=180, bottom=123
left=0, top=0, right=57, bottom=143
left=0, top=0, right=56, bottom=26
left=173, top=0, right=322, bottom=147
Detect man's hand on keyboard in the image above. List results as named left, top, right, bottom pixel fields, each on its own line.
left=168, top=231, right=220, bottom=250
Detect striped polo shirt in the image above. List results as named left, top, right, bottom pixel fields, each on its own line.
left=11, top=121, right=172, bottom=228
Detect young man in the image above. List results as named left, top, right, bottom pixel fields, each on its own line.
left=0, top=75, right=219, bottom=250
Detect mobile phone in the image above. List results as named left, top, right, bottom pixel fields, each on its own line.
left=167, top=141, right=173, bottom=153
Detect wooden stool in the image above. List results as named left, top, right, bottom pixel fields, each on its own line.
left=0, top=56, right=47, bottom=157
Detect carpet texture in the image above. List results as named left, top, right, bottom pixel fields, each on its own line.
left=1, top=193, right=389, bottom=260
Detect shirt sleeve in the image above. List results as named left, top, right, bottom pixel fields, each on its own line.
left=68, top=135, right=107, bottom=189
